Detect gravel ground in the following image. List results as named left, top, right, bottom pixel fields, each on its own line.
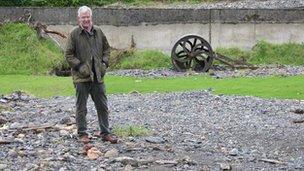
left=0, top=85, right=303, bottom=170
left=2, top=0, right=304, bottom=170
left=106, top=0, right=304, bottom=9
left=107, top=65, right=304, bottom=78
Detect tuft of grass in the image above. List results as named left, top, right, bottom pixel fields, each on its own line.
left=112, top=49, right=171, bottom=70
left=215, top=47, right=251, bottom=65
left=249, top=41, right=304, bottom=65
left=215, top=47, right=251, bottom=60
left=215, top=41, right=304, bottom=66
left=113, top=125, right=150, bottom=137
left=0, top=23, right=65, bottom=75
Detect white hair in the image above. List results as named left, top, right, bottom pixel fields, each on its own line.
left=78, top=6, right=92, bottom=17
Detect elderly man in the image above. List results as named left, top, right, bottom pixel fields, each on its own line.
left=65, top=6, right=117, bottom=144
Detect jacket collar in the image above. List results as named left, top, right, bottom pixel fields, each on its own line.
left=77, top=25, right=97, bottom=35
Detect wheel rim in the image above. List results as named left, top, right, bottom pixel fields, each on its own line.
left=171, top=35, right=214, bottom=72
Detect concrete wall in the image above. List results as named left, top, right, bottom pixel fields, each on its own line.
left=211, top=23, right=304, bottom=49
left=1, top=7, right=304, bottom=53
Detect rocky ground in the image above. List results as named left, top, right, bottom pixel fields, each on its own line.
left=106, top=0, right=304, bottom=9
left=0, top=66, right=304, bottom=170
left=108, top=65, right=304, bottom=78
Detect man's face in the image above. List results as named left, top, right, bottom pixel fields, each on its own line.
left=78, top=10, right=92, bottom=30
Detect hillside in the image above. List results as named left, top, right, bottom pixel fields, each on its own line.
left=0, top=23, right=65, bottom=75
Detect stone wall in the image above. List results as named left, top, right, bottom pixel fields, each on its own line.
left=1, top=7, right=303, bottom=25
left=1, top=7, right=304, bottom=52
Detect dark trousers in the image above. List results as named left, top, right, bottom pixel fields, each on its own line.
left=75, top=82, right=110, bottom=136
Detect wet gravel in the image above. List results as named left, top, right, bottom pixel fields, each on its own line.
left=0, top=87, right=304, bottom=170
left=107, top=65, right=304, bottom=78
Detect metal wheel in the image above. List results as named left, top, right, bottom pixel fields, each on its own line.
left=171, top=35, right=214, bottom=72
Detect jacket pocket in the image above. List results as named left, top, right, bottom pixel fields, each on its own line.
left=100, top=63, right=106, bottom=77
left=78, top=63, right=91, bottom=78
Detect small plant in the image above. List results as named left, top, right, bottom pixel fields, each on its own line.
left=113, top=124, right=151, bottom=137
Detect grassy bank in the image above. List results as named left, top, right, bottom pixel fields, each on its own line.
left=216, top=41, right=304, bottom=66
left=0, top=23, right=170, bottom=74
left=0, top=23, right=65, bottom=75
left=0, top=75, right=303, bottom=100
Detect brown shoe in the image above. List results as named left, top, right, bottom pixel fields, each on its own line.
left=102, top=134, right=118, bottom=144
left=79, top=134, right=90, bottom=144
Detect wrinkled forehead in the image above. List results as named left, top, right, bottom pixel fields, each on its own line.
left=79, top=10, right=92, bottom=17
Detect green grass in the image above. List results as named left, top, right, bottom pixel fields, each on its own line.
left=215, top=47, right=251, bottom=60
left=250, top=41, right=304, bottom=65
left=0, top=75, right=303, bottom=100
left=113, top=125, right=150, bottom=137
left=0, top=75, right=74, bottom=97
left=111, top=49, right=171, bottom=70
left=215, top=41, right=304, bottom=66
left=0, top=23, right=65, bottom=75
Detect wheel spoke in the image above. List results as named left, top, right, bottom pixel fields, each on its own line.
left=185, top=59, right=192, bottom=69
left=192, top=38, right=197, bottom=50
left=186, top=40, right=193, bottom=51
left=173, top=50, right=190, bottom=62
left=173, top=56, right=190, bottom=63
left=180, top=41, right=191, bottom=55
left=171, top=35, right=214, bottom=72
left=193, top=43, right=203, bottom=51
left=176, top=50, right=187, bottom=56
left=195, top=48, right=212, bottom=57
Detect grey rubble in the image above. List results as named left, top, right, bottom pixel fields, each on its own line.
left=0, top=89, right=303, bottom=170
left=107, top=65, right=304, bottom=78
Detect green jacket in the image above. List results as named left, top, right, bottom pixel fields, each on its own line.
left=65, top=26, right=110, bottom=83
